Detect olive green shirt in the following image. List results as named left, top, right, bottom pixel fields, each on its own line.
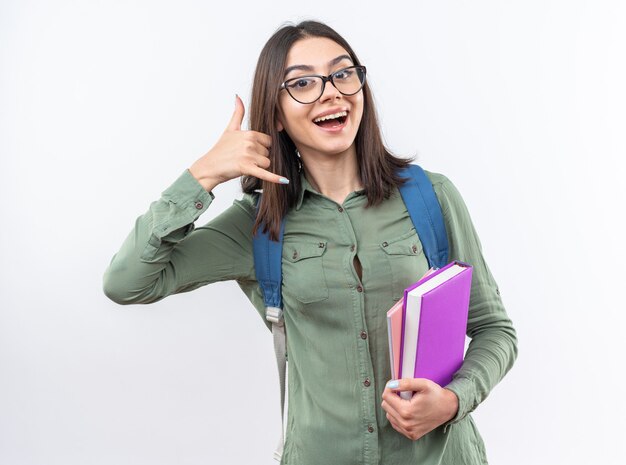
left=103, top=168, right=518, bottom=465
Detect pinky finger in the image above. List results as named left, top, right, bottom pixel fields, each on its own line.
left=386, top=412, right=404, bottom=434
left=248, top=165, right=290, bottom=185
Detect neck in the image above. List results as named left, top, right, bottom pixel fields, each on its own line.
left=299, top=145, right=363, bottom=205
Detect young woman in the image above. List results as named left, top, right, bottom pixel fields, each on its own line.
left=103, top=20, right=518, bottom=465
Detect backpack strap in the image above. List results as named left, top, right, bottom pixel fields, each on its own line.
left=252, top=164, right=449, bottom=461
left=397, top=164, right=449, bottom=268
left=252, top=196, right=287, bottom=461
left=252, top=202, right=286, bottom=317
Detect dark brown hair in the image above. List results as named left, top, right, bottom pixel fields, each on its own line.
left=242, top=20, right=414, bottom=240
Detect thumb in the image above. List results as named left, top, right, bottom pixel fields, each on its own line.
left=226, top=94, right=245, bottom=131
left=385, top=378, right=432, bottom=393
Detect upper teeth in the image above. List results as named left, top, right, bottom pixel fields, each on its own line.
left=314, top=111, right=347, bottom=123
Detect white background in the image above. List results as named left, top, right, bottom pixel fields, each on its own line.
left=1, top=1, right=625, bottom=464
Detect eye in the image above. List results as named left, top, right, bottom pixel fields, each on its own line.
left=287, top=77, right=316, bottom=89
left=333, top=68, right=354, bottom=80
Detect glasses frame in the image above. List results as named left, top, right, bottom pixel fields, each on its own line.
left=279, top=65, right=367, bottom=104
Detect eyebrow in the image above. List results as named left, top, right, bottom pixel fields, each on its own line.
left=283, top=54, right=353, bottom=78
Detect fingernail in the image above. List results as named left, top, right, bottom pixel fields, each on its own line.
left=235, top=93, right=239, bottom=103
left=386, top=380, right=399, bottom=389
left=279, top=177, right=290, bottom=184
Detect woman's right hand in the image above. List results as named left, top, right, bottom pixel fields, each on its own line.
left=189, top=95, right=289, bottom=192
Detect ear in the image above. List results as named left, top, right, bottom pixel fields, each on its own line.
left=275, top=112, right=284, bottom=132
left=275, top=104, right=286, bottom=132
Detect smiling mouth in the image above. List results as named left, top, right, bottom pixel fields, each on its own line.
left=313, top=113, right=348, bottom=128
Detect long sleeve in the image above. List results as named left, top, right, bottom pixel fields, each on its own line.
left=102, top=169, right=257, bottom=305
left=427, top=173, right=519, bottom=433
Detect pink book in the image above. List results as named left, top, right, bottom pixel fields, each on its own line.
left=398, top=261, right=472, bottom=399
left=386, top=299, right=404, bottom=380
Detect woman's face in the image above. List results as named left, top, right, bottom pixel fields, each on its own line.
left=276, top=37, right=364, bottom=159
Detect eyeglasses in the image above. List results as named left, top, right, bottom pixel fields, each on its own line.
left=279, top=65, right=367, bottom=104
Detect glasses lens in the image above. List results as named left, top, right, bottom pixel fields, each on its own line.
left=282, top=67, right=366, bottom=103
left=285, top=76, right=324, bottom=104
left=333, top=66, right=365, bottom=96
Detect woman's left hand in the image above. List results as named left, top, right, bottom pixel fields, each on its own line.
left=381, top=378, right=459, bottom=441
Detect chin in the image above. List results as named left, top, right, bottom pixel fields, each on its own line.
left=311, top=135, right=358, bottom=155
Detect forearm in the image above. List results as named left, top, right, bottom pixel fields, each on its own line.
left=102, top=170, right=214, bottom=304
left=443, top=225, right=519, bottom=427
left=427, top=172, right=519, bottom=431
left=443, top=295, right=518, bottom=429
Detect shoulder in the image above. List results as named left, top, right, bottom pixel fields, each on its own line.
left=231, top=192, right=259, bottom=220
left=422, top=169, right=450, bottom=187
left=397, top=164, right=453, bottom=192
left=422, top=169, right=464, bottom=216
left=419, top=168, right=478, bottom=232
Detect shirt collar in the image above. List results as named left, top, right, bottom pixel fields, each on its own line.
left=295, top=171, right=366, bottom=211
left=296, top=171, right=317, bottom=211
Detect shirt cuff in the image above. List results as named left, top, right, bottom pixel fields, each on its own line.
left=140, top=170, right=214, bottom=262
left=155, top=169, right=215, bottom=238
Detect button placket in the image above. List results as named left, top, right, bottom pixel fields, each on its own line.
left=336, top=200, right=378, bottom=453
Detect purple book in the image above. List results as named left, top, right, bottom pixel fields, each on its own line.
left=397, top=261, right=473, bottom=396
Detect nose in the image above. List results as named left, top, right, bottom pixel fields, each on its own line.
left=319, top=77, right=342, bottom=103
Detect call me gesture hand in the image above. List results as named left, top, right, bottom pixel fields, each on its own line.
left=381, top=378, right=460, bottom=441
left=189, top=95, right=290, bottom=192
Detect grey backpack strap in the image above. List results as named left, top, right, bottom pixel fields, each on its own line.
left=267, top=308, right=287, bottom=461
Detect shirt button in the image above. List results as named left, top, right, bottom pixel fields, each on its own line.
left=350, top=244, right=355, bottom=252
left=367, top=425, right=374, bottom=433
left=363, top=377, right=371, bottom=387
left=382, top=241, right=388, bottom=247
left=338, top=206, right=344, bottom=212
left=356, top=285, right=363, bottom=293
left=292, top=251, right=298, bottom=259
left=194, top=201, right=203, bottom=209
left=318, top=242, right=325, bottom=248
left=412, top=245, right=418, bottom=253
left=360, top=330, right=367, bottom=340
